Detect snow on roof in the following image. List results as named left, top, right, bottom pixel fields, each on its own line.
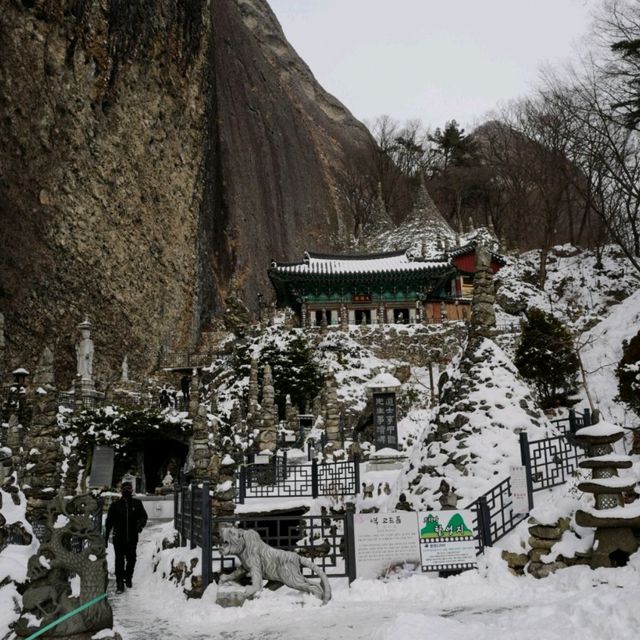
left=11, top=368, right=29, bottom=375
left=366, top=372, right=402, bottom=389
left=369, top=447, right=406, bottom=458
left=580, top=501, right=640, bottom=519
left=580, top=477, right=637, bottom=490
left=575, top=421, right=625, bottom=438
left=271, top=249, right=450, bottom=275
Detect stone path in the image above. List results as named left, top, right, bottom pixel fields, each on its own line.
left=110, top=522, right=639, bottom=640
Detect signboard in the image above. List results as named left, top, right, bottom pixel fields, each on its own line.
left=354, top=512, right=421, bottom=579
left=418, top=510, right=477, bottom=572
left=352, top=293, right=372, bottom=303
left=510, top=465, right=530, bottom=514
left=373, top=392, right=398, bottom=450
left=31, top=521, right=49, bottom=543
left=89, top=446, right=115, bottom=488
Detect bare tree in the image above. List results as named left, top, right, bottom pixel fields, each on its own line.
left=541, top=66, right=640, bottom=274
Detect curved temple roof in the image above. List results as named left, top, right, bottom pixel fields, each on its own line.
left=271, top=249, right=450, bottom=276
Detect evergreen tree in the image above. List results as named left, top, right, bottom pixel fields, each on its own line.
left=514, top=309, right=579, bottom=407
left=428, top=120, right=477, bottom=170
left=258, top=332, right=323, bottom=418
left=617, top=329, right=640, bottom=416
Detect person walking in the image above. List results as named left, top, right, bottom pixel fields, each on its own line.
left=105, top=481, right=148, bottom=593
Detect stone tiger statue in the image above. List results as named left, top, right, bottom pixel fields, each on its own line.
left=219, top=527, right=332, bottom=604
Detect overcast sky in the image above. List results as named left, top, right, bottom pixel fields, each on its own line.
left=268, top=0, right=596, bottom=131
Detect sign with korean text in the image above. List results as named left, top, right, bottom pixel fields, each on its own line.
left=418, top=510, right=477, bottom=572
left=373, top=392, right=398, bottom=450
left=509, top=465, right=530, bottom=514
left=352, top=293, right=372, bottom=303
left=353, top=512, right=421, bottom=579
left=89, top=445, right=115, bottom=488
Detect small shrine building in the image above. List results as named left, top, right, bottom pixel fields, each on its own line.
left=268, top=242, right=505, bottom=327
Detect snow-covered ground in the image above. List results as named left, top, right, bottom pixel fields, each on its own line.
left=109, top=505, right=640, bottom=640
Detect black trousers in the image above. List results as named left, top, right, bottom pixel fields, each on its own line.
left=113, top=540, right=137, bottom=583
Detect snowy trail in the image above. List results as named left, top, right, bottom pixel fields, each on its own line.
left=110, top=523, right=640, bottom=640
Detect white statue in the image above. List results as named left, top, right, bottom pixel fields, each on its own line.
left=121, top=355, right=129, bottom=383
left=76, top=317, right=94, bottom=382
left=162, top=471, right=174, bottom=487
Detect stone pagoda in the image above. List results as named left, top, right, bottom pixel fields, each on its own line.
left=575, top=420, right=640, bottom=568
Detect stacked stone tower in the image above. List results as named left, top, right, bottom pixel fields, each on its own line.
left=324, top=372, right=340, bottom=449
left=575, top=420, right=640, bottom=568
left=258, top=364, right=277, bottom=452
left=470, top=243, right=496, bottom=338
left=21, top=386, right=63, bottom=526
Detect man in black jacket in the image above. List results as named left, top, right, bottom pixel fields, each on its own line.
left=105, top=481, right=148, bottom=593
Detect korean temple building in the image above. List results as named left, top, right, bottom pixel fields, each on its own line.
left=268, top=242, right=506, bottom=327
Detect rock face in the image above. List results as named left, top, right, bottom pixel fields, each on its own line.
left=0, top=0, right=372, bottom=383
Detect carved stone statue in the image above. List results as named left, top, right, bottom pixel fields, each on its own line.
left=34, top=346, right=55, bottom=387
left=15, top=494, right=116, bottom=638
left=76, top=317, right=94, bottom=382
left=219, top=527, right=331, bottom=603
left=121, top=355, right=129, bottom=383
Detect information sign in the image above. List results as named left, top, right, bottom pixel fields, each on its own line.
left=353, top=512, right=421, bottom=579
left=89, top=445, right=115, bottom=488
left=372, top=392, right=398, bottom=450
left=510, top=465, right=530, bottom=514
left=418, top=510, right=477, bottom=572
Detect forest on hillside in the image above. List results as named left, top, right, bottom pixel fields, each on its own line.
left=344, top=0, right=640, bottom=286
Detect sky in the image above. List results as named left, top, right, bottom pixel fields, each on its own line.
left=268, top=0, right=596, bottom=131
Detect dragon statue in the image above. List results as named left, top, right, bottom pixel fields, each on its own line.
left=14, top=493, right=115, bottom=639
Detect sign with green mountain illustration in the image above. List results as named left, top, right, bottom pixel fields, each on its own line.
left=419, top=511, right=474, bottom=539
left=418, top=510, right=477, bottom=571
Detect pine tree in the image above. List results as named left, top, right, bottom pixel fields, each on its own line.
left=617, top=329, right=640, bottom=416
left=428, top=120, right=477, bottom=170
left=514, top=309, right=579, bottom=407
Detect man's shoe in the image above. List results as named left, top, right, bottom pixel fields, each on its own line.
left=116, top=582, right=125, bottom=594
left=125, top=578, right=132, bottom=588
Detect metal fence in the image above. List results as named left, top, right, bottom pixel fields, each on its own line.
left=174, top=480, right=356, bottom=588
left=466, top=408, right=590, bottom=552
left=523, top=408, right=590, bottom=493
left=174, top=408, right=591, bottom=589
left=235, top=455, right=360, bottom=503
left=467, top=476, right=527, bottom=555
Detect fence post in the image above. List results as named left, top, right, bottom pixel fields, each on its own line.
left=174, top=483, right=180, bottom=543
left=311, top=458, right=319, bottom=499
left=477, top=496, right=493, bottom=548
left=345, top=502, right=357, bottom=584
left=583, top=408, right=591, bottom=427
left=238, top=466, right=246, bottom=504
left=518, top=432, right=535, bottom=511
left=282, top=451, right=288, bottom=479
left=189, top=483, right=195, bottom=550
left=201, top=480, right=212, bottom=590
left=568, top=409, right=576, bottom=434
left=353, top=453, right=361, bottom=494
left=180, top=486, right=187, bottom=547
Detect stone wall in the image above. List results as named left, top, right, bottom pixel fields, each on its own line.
left=502, top=517, right=591, bottom=578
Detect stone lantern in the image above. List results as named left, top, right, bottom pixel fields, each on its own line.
left=575, top=420, right=640, bottom=568
left=12, top=367, right=29, bottom=386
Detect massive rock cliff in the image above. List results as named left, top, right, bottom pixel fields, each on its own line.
left=0, top=0, right=373, bottom=384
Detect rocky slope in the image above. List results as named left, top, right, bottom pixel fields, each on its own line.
left=0, top=0, right=373, bottom=384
